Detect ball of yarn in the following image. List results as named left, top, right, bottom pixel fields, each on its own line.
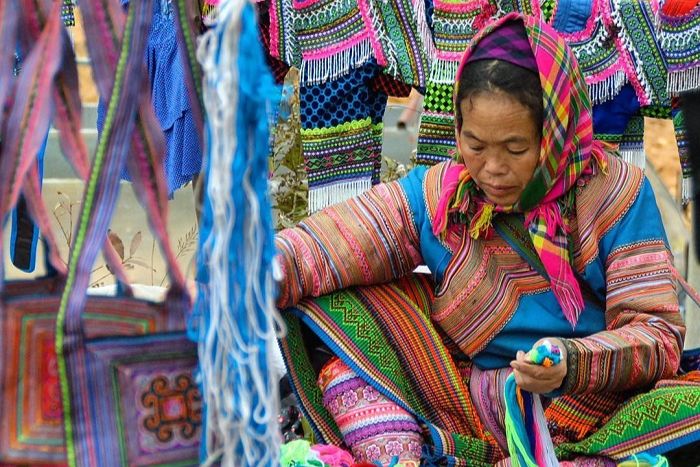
left=527, top=339, right=562, bottom=367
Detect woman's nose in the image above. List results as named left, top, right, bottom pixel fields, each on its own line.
left=483, top=153, right=509, bottom=175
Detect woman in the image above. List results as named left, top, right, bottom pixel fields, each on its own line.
left=275, top=13, right=698, bottom=466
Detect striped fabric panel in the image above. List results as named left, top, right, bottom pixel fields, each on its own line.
left=555, top=385, right=700, bottom=461
left=287, top=279, right=502, bottom=464
left=0, top=3, right=67, bottom=280
left=54, top=2, right=172, bottom=466
left=363, top=285, right=484, bottom=437
left=276, top=180, right=422, bottom=308
left=17, top=1, right=134, bottom=290
left=71, top=0, right=189, bottom=299
left=562, top=239, right=684, bottom=395
left=423, top=161, right=461, bottom=252
left=545, top=391, right=627, bottom=442
left=0, top=2, right=63, bottom=223
left=0, top=1, right=17, bottom=115
left=573, top=156, right=644, bottom=269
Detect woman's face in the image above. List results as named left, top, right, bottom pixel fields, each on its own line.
left=456, top=91, right=541, bottom=206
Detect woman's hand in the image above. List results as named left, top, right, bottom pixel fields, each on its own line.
left=509, top=338, right=567, bottom=394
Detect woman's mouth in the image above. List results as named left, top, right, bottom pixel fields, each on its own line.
left=480, top=183, right=516, bottom=197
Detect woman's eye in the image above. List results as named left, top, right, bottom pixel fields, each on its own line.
left=509, top=148, right=528, bottom=155
left=469, top=146, right=484, bottom=152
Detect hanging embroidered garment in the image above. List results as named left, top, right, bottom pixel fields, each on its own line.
left=552, top=0, right=629, bottom=105
left=300, top=62, right=387, bottom=213
left=609, top=0, right=669, bottom=107
left=585, top=0, right=698, bottom=201
left=591, top=84, right=643, bottom=167
left=607, top=0, right=698, bottom=202
left=258, top=0, right=291, bottom=84
left=672, top=100, right=693, bottom=202
left=415, top=0, right=695, bottom=193
left=658, top=1, right=700, bottom=95
left=268, top=0, right=430, bottom=87
left=265, top=0, right=433, bottom=212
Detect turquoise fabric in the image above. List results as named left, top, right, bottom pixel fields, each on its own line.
left=398, top=165, right=670, bottom=370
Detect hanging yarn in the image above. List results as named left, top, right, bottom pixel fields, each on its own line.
left=616, top=452, right=670, bottom=467
left=504, top=340, right=561, bottom=467
left=194, top=0, right=283, bottom=465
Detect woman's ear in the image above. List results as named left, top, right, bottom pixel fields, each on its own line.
left=454, top=127, right=463, bottom=161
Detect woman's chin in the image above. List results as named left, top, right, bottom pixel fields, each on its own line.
left=484, top=193, right=519, bottom=206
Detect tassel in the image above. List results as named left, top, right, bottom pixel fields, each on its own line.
left=586, top=71, right=627, bottom=105
left=413, top=0, right=436, bottom=63
left=591, top=142, right=610, bottom=175
left=618, top=146, right=646, bottom=169
left=429, top=58, right=460, bottom=84
left=504, top=340, right=561, bottom=467
left=432, top=164, right=469, bottom=236
left=195, top=1, right=284, bottom=465
left=682, top=177, right=693, bottom=205
left=468, top=203, right=494, bottom=239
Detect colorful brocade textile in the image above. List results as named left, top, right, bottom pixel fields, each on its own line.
left=274, top=140, right=698, bottom=463
left=659, top=1, right=700, bottom=95
left=268, top=0, right=431, bottom=87
left=279, top=275, right=700, bottom=465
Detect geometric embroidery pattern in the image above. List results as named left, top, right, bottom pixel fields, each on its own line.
left=0, top=287, right=172, bottom=465
left=142, top=374, right=202, bottom=443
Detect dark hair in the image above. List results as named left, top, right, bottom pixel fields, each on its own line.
left=454, top=59, right=543, bottom=131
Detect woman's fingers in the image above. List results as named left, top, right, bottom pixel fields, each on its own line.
left=510, top=355, right=566, bottom=393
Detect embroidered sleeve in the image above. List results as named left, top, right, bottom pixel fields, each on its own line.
left=560, top=179, right=685, bottom=395
left=275, top=178, right=424, bottom=308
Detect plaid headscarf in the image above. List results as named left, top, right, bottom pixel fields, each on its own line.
left=432, top=13, right=608, bottom=328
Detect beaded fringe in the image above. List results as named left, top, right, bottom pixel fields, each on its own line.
left=429, top=58, right=460, bottom=84
left=619, top=147, right=646, bottom=169
left=300, top=39, right=374, bottom=86
left=667, top=67, right=700, bottom=95
left=587, top=71, right=628, bottom=105
left=308, top=178, right=373, bottom=214
left=413, top=0, right=436, bottom=63
left=682, top=177, right=693, bottom=205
